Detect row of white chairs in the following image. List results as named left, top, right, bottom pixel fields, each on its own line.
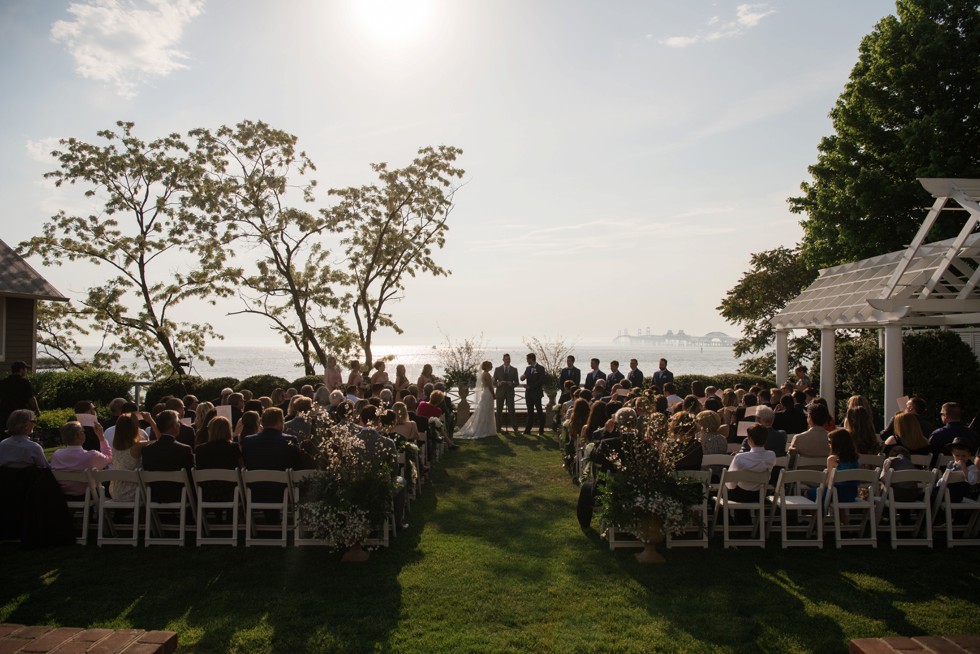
left=52, top=467, right=397, bottom=548
left=607, top=462, right=978, bottom=551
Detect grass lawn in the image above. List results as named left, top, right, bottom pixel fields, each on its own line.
left=4, top=432, right=980, bottom=653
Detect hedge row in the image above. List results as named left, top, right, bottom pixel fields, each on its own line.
left=143, top=374, right=321, bottom=407
left=670, top=373, right=775, bottom=396
left=27, top=369, right=133, bottom=411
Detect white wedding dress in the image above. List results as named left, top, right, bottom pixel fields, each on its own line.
left=454, top=374, right=498, bottom=439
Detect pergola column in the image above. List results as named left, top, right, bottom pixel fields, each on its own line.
left=883, top=323, right=904, bottom=417
left=775, top=330, right=789, bottom=385
left=820, top=328, right=836, bottom=419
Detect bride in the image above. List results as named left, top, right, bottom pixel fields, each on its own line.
left=454, top=360, right=498, bottom=439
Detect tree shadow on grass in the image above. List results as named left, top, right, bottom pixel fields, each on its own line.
left=0, top=493, right=433, bottom=653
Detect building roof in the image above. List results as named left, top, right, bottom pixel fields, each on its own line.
left=771, top=178, right=980, bottom=331
left=0, top=239, right=68, bottom=302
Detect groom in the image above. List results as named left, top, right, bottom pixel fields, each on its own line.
left=494, top=354, right=519, bottom=434
left=521, top=352, right=546, bottom=436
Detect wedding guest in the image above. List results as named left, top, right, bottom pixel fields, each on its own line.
left=284, top=397, right=313, bottom=439
left=390, top=401, right=423, bottom=481
left=880, top=446, right=920, bottom=501
left=270, top=388, right=285, bottom=407
left=738, top=406, right=786, bottom=457
left=773, top=395, right=807, bottom=435
left=300, top=384, right=315, bottom=399
left=51, top=421, right=111, bottom=496
left=669, top=411, right=703, bottom=470
left=694, top=410, right=728, bottom=455
left=73, top=400, right=101, bottom=451
left=625, top=359, right=644, bottom=389
left=164, top=397, right=196, bottom=448
left=806, top=428, right=860, bottom=505
left=663, top=383, right=683, bottom=409
left=141, top=410, right=195, bottom=502
left=313, top=386, right=331, bottom=407
left=565, top=398, right=591, bottom=467
left=793, top=365, right=812, bottom=390
left=726, top=424, right=775, bottom=504
left=356, top=405, right=408, bottom=529
left=345, top=385, right=360, bottom=403
left=789, top=403, right=832, bottom=463
left=196, top=416, right=243, bottom=470
left=929, top=402, right=978, bottom=455
left=607, top=360, right=625, bottom=386
left=194, top=402, right=216, bottom=444
left=0, top=410, right=46, bottom=468
left=690, top=380, right=706, bottom=402
left=417, top=389, right=456, bottom=448
left=844, top=406, right=882, bottom=455
left=593, top=378, right=608, bottom=399
left=242, top=408, right=304, bottom=509
left=109, top=413, right=152, bottom=501
left=370, top=361, right=389, bottom=387
left=417, top=363, right=435, bottom=390
left=883, top=411, right=931, bottom=456
left=235, top=410, right=261, bottom=442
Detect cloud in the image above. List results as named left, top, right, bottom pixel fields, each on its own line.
left=50, top=0, right=204, bottom=98
left=663, top=3, right=775, bottom=48
left=25, top=137, right=63, bottom=164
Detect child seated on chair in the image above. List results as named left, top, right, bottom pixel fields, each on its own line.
left=945, top=438, right=979, bottom=504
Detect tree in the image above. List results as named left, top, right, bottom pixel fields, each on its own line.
left=790, top=0, right=980, bottom=269
left=189, top=121, right=356, bottom=375
left=717, top=247, right=818, bottom=374
left=35, top=301, right=118, bottom=370
left=20, top=122, right=240, bottom=375
left=326, top=146, right=464, bottom=368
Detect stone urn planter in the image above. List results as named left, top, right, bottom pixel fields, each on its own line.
left=634, top=514, right=666, bottom=564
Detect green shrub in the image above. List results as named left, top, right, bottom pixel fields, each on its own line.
left=237, top=375, right=291, bottom=397
left=28, top=369, right=133, bottom=410
left=36, top=407, right=76, bottom=433
left=143, top=376, right=205, bottom=408
left=903, top=330, right=980, bottom=424
left=195, top=377, right=241, bottom=404
left=291, top=375, right=323, bottom=390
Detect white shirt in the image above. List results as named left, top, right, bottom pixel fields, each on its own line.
left=726, top=446, right=776, bottom=490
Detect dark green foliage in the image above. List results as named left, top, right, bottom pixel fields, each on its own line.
left=903, top=330, right=980, bottom=423
left=194, top=377, right=241, bottom=403
left=143, top=376, right=205, bottom=408
left=236, top=375, right=291, bottom=397
left=819, top=331, right=886, bottom=422
left=790, top=0, right=980, bottom=269
left=291, top=375, right=323, bottom=390
left=28, top=369, right=132, bottom=410
left=35, top=408, right=76, bottom=433
left=672, top=373, right=775, bottom=396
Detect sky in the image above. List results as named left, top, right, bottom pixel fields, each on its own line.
left=0, top=0, right=899, bottom=354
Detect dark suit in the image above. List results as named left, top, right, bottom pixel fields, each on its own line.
left=627, top=368, right=644, bottom=389
left=243, top=428, right=304, bottom=503
left=558, top=366, right=581, bottom=398
left=177, top=423, right=196, bottom=449
left=652, top=369, right=673, bottom=390
left=607, top=370, right=625, bottom=386
left=584, top=369, right=606, bottom=391
left=523, top=362, right=546, bottom=434
left=494, top=364, right=520, bottom=431
left=141, top=434, right=195, bottom=503
left=195, top=440, right=242, bottom=470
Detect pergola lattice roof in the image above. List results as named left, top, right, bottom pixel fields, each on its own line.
left=771, top=178, right=980, bottom=330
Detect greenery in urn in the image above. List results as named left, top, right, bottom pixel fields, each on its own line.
left=596, top=412, right=705, bottom=536
left=437, top=332, right=485, bottom=389
left=296, top=406, right=395, bottom=550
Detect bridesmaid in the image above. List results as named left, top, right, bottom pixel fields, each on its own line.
left=394, top=364, right=410, bottom=399
left=348, top=360, right=364, bottom=394
left=417, top=363, right=435, bottom=390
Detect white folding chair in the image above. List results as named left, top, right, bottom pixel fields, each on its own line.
left=290, top=469, right=329, bottom=547
left=193, top=468, right=243, bottom=547
left=92, top=469, right=142, bottom=547
left=51, top=469, right=97, bottom=545
left=934, top=455, right=953, bottom=470
left=932, top=469, right=980, bottom=546
left=767, top=469, right=824, bottom=548
left=830, top=468, right=879, bottom=548
left=140, top=469, right=195, bottom=546
left=726, top=442, right=743, bottom=455
left=606, top=525, right=642, bottom=550
left=667, top=470, right=710, bottom=548
left=793, top=455, right=827, bottom=471
left=243, top=469, right=290, bottom=547
left=909, top=454, right=933, bottom=470
left=700, top=453, right=733, bottom=507
left=713, top=469, right=770, bottom=548
left=858, top=454, right=884, bottom=469
left=879, top=468, right=935, bottom=548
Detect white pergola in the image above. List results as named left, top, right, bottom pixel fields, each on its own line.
left=771, top=178, right=980, bottom=414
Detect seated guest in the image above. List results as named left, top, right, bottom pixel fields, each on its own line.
left=726, top=425, right=776, bottom=507
left=235, top=410, right=261, bottom=442
left=196, top=416, right=243, bottom=472
left=73, top=400, right=102, bottom=451
left=883, top=411, right=931, bottom=456
left=101, top=397, right=128, bottom=430
left=194, top=404, right=218, bottom=446
left=141, top=410, right=195, bottom=503
left=806, top=428, right=860, bottom=505
left=164, top=397, right=196, bottom=448
left=345, top=384, right=360, bottom=403
left=773, top=394, right=807, bottom=435
left=284, top=396, right=313, bottom=439
left=242, top=408, right=305, bottom=505
left=929, top=402, right=978, bottom=456
left=379, top=388, right=394, bottom=406
left=662, top=383, right=683, bottom=409
left=357, top=406, right=408, bottom=529
left=313, top=386, right=331, bottom=408
left=844, top=406, right=881, bottom=455
left=243, top=399, right=263, bottom=414
left=51, top=421, right=112, bottom=497
left=182, top=395, right=199, bottom=421
left=110, top=413, right=153, bottom=501
left=433, top=382, right=456, bottom=435
left=789, top=403, right=832, bottom=463
left=258, top=396, right=273, bottom=410
left=695, top=410, right=728, bottom=455
left=669, top=411, right=703, bottom=470
left=417, top=389, right=456, bottom=448
left=880, top=446, right=920, bottom=501
left=739, top=406, right=786, bottom=457
left=944, top=438, right=979, bottom=503
left=0, top=410, right=47, bottom=468
left=881, top=396, right=933, bottom=441
left=404, top=395, right=428, bottom=436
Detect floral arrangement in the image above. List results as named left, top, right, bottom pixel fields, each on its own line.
left=296, top=406, right=395, bottom=550
left=596, top=412, right=705, bottom=536
left=437, top=333, right=485, bottom=388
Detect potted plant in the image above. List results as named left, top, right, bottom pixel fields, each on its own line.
left=596, top=412, right=705, bottom=563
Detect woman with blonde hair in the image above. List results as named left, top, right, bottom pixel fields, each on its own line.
left=694, top=410, right=728, bottom=455
left=394, top=364, right=410, bottom=399
left=390, top=401, right=423, bottom=480
left=883, top=411, right=930, bottom=455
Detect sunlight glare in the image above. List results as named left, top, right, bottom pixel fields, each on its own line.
left=353, top=0, right=434, bottom=44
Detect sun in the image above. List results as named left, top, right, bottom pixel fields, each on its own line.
left=353, top=0, right=434, bottom=43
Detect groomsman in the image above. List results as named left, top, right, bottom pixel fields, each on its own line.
left=584, top=358, right=606, bottom=391
left=627, top=359, right=644, bottom=388
left=607, top=360, right=625, bottom=386
left=494, top=354, right=520, bottom=434
left=558, top=356, right=581, bottom=404
left=653, top=358, right=673, bottom=390
left=521, top=353, right=546, bottom=436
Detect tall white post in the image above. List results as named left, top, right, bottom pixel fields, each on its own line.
left=883, top=323, right=904, bottom=418
left=820, top=328, right=836, bottom=419
left=775, top=330, right=789, bottom=385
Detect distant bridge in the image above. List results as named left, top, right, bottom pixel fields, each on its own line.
left=612, top=329, right=736, bottom=347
